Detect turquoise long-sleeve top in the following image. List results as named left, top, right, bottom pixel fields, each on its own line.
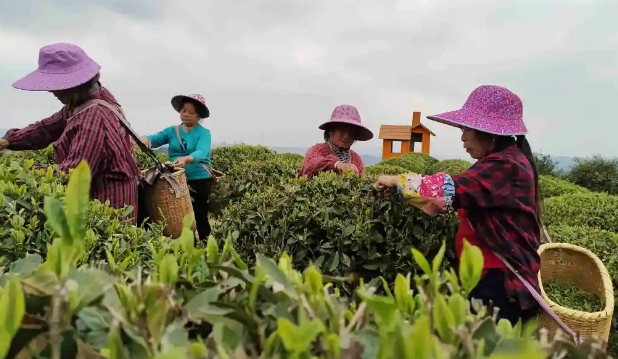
left=147, top=124, right=212, bottom=180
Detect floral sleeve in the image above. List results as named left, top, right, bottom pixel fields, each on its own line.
left=395, top=172, right=456, bottom=215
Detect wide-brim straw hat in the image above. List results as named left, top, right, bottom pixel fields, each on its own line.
left=171, top=94, right=210, bottom=119
left=427, top=85, right=528, bottom=136
left=13, top=43, right=101, bottom=92
left=318, top=104, right=374, bottom=141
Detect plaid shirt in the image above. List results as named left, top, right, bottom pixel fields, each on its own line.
left=452, top=144, right=540, bottom=310
left=4, top=84, right=140, bottom=223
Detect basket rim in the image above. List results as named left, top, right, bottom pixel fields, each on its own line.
left=538, top=242, right=614, bottom=319
left=140, top=167, right=185, bottom=175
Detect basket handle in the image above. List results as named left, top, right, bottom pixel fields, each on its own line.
left=465, top=219, right=580, bottom=344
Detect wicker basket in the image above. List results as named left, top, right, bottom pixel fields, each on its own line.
left=143, top=168, right=196, bottom=238
left=538, top=243, right=614, bottom=345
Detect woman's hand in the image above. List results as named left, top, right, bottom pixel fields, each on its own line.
left=374, top=175, right=400, bottom=191
left=172, top=156, right=193, bottom=167
left=0, top=138, right=9, bottom=151
left=335, top=161, right=359, bottom=175
left=140, top=136, right=151, bottom=148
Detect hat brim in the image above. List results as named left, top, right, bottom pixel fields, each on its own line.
left=171, top=95, right=210, bottom=119
left=12, top=62, right=101, bottom=91
left=319, top=119, right=374, bottom=141
left=427, top=108, right=527, bottom=136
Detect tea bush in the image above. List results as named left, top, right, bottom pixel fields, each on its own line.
left=543, top=193, right=618, bottom=232
left=378, top=153, right=438, bottom=174
left=135, top=145, right=169, bottom=170
left=211, top=144, right=276, bottom=173
left=539, top=175, right=590, bottom=199
left=427, top=159, right=472, bottom=175
left=214, top=171, right=458, bottom=287
left=0, top=163, right=609, bottom=358
left=276, top=152, right=304, bottom=162
left=365, top=163, right=409, bottom=176
left=0, top=159, right=167, bottom=266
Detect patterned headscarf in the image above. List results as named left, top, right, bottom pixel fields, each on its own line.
left=327, top=140, right=351, bottom=163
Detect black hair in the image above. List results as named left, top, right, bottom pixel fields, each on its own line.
left=492, top=134, right=542, bottom=224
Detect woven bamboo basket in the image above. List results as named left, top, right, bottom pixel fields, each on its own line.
left=538, top=243, right=614, bottom=346
left=143, top=168, right=196, bottom=238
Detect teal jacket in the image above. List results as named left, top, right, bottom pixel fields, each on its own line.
left=147, top=124, right=212, bottom=181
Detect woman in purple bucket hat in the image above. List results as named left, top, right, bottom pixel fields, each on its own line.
left=374, top=85, right=541, bottom=326
left=298, top=104, right=373, bottom=180
left=0, top=43, right=140, bottom=223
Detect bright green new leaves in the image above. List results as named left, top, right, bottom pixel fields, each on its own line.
left=0, top=276, right=25, bottom=359
left=277, top=317, right=325, bottom=355
left=66, top=161, right=91, bottom=243
left=44, top=196, right=72, bottom=244
left=159, top=254, right=179, bottom=286
left=459, top=239, right=484, bottom=294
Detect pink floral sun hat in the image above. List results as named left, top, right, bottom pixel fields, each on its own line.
left=171, top=94, right=210, bottom=119
left=427, top=85, right=528, bottom=136
left=319, top=104, right=374, bottom=141
left=13, top=43, right=101, bottom=92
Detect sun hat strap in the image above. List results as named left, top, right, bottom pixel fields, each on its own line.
left=465, top=219, right=580, bottom=344
left=174, top=125, right=225, bottom=181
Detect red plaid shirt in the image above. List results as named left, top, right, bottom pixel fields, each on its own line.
left=452, top=144, right=540, bottom=310
left=4, top=84, right=139, bottom=222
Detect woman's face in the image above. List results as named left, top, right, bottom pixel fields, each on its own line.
left=328, top=125, right=356, bottom=149
left=461, top=128, right=494, bottom=160
left=180, top=102, right=200, bottom=128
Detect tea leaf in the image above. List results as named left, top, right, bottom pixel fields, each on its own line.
left=66, top=161, right=91, bottom=243
left=432, top=241, right=446, bottom=273
left=0, top=275, right=25, bottom=338
left=459, top=239, right=483, bottom=293
left=411, top=248, right=431, bottom=276
left=9, top=253, right=42, bottom=277
left=159, top=254, right=179, bottom=286
left=206, top=235, right=220, bottom=263
left=44, top=196, right=71, bottom=244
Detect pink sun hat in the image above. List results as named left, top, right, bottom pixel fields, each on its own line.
left=171, top=94, right=210, bottom=119
left=427, top=85, right=528, bottom=136
left=13, top=43, right=101, bottom=92
left=319, top=104, right=374, bottom=141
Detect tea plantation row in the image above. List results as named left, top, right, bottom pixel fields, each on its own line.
left=0, top=145, right=615, bottom=358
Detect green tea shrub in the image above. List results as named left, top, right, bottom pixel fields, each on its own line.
left=427, top=159, right=472, bottom=175
left=0, top=159, right=167, bottom=265
left=379, top=152, right=438, bottom=174
left=276, top=152, right=304, bottom=162
left=211, top=144, right=275, bottom=173
left=544, top=193, right=618, bottom=232
left=539, top=175, right=590, bottom=199
left=568, top=155, right=618, bottom=194
left=214, top=172, right=458, bottom=285
left=365, top=163, right=409, bottom=176
left=135, top=145, right=169, bottom=170
left=0, top=160, right=610, bottom=359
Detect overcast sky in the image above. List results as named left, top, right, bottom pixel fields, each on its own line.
left=1, top=0, right=617, bottom=160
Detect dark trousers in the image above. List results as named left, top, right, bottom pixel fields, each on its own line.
left=469, top=269, right=539, bottom=326
left=187, top=178, right=213, bottom=241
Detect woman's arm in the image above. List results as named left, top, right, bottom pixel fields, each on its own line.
left=146, top=127, right=170, bottom=149
left=298, top=144, right=338, bottom=178
left=3, top=110, right=67, bottom=151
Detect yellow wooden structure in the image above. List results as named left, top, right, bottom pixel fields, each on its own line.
left=378, top=111, right=436, bottom=160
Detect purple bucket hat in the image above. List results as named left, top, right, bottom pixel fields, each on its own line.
left=171, top=94, right=210, bottom=119
left=427, top=85, right=528, bottom=136
left=319, top=104, right=374, bottom=141
left=13, top=43, right=101, bottom=92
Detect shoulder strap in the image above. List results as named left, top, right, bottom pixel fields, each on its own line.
left=174, top=125, right=188, bottom=152
left=85, top=99, right=164, bottom=169
left=174, top=125, right=224, bottom=181
left=465, top=219, right=580, bottom=344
